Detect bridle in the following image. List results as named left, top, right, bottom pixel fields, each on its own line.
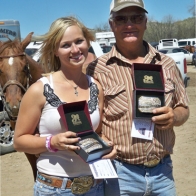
left=0, top=52, right=31, bottom=121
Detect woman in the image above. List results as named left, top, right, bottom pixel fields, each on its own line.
left=14, top=16, right=115, bottom=196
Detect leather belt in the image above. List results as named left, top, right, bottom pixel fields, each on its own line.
left=37, top=172, right=102, bottom=194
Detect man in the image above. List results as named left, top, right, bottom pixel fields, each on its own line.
left=87, top=0, right=189, bottom=195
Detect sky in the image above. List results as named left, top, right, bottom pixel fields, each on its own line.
left=0, top=0, right=195, bottom=39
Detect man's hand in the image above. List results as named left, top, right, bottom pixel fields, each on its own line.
left=152, top=106, right=189, bottom=130
left=102, top=141, right=117, bottom=160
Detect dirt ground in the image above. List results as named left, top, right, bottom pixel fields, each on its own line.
left=0, top=66, right=196, bottom=196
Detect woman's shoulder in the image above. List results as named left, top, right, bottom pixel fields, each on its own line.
left=25, top=79, right=45, bottom=98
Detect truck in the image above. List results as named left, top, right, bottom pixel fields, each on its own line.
left=0, top=19, right=21, bottom=155
left=95, top=32, right=116, bottom=47
left=159, top=51, right=190, bottom=87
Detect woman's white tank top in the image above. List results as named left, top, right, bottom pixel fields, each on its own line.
left=36, top=74, right=100, bottom=177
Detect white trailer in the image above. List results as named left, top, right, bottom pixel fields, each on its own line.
left=156, top=38, right=178, bottom=50
left=0, top=19, right=21, bottom=41
left=178, top=38, right=196, bottom=48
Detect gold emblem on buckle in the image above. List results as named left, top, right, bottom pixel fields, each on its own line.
left=71, top=114, right=82, bottom=126
left=71, top=176, right=93, bottom=194
left=143, top=75, right=154, bottom=84
left=144, top=159, right=160, bottom=167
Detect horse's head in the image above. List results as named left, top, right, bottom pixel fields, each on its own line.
left=0, top=32, right=34, bottom=121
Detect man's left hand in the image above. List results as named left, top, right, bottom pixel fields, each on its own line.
left=151, top=106, right=175, bottom=130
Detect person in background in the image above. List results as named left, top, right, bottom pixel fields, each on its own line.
left=87, top=0, right=190, bottom=195
left=82, top=51, right=97, bottom=73
left=14, top=16, right=115, bottom=196
left=194, top=42, right=196, bottom=52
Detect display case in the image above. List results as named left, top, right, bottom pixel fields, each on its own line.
left=132, top=63, right=165, bottom=118
left=58, top=101, right=112, bottom=162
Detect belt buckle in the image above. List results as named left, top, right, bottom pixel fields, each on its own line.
left=144, top=159, right=160, bottom=167
left=71, top=176, right=93, bottom=195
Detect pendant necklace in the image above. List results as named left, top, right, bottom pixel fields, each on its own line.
left=62, top=72, right=82, bottom=96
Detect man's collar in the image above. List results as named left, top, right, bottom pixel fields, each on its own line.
left=106, top=41, right=161, bottom=65
left=106, top=41, right=146, bottom=64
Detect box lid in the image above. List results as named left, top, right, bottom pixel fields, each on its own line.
left=57, top=101, right=93, bottom=134
left=132, top=63, right=164, bottom=91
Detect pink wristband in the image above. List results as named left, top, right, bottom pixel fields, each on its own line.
left=45, top=135, right=58, bottom=152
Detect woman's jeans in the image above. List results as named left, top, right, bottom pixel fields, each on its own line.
left=34, top=178, right=104, bottom=196
left=104, top=155, right=177, bottom=196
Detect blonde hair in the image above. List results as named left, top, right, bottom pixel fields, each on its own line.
left=36, top=16, right=95, bottom=72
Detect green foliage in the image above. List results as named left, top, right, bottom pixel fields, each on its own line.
left=144, top=17, right=195, bottom=42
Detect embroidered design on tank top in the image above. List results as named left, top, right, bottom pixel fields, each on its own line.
left=43, top=82, right=98, bottom=114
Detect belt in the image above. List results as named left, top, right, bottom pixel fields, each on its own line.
left=37, top=172, right=102, bottom=194
left=143, top=155, right=170, bottom=168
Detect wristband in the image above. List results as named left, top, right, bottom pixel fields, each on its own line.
left=46, top=135, right=58, bottom=152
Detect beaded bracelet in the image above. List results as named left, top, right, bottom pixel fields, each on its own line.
left=45, top=135, right=58, bottom=152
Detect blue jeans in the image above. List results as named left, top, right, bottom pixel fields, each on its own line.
left=104, top=155, right=177, bottom=196
left=34, top=178, right=104, bottom=196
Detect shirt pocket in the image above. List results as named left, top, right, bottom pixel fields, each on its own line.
left=104, top=84, right=129, bottom=120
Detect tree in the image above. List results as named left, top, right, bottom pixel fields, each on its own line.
left=94, top=22, right=111, bottom=32
left=188, top=0, right=195, bottom=16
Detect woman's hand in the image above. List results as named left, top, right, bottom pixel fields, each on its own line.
left=50, top=131, right=81, bottom=151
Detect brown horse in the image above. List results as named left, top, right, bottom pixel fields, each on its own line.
left=0, top=32, right=43, bottom=180
left=185, top=45, right=195, bottom=53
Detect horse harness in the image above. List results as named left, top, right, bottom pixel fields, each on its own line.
left=0, top=52, right=32, bottom=121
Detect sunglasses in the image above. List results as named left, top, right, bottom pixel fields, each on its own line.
left=110, top=14, right=145, bottom=25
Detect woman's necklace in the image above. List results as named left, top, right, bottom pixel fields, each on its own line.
left=61, top=71, right=82, bottom=96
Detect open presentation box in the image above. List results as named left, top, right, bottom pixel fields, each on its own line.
left=132, top=63, right=165, bottom=119
left=58, top=101, right=112, bottom=162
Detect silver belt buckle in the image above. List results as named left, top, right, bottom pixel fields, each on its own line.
left=144, top=159, right=160, bottom=167
left=71, top=176, right=93, bottom=195
left=138, top=96, right=161, bottom=113
left=78, top=138, right=103, bottom=153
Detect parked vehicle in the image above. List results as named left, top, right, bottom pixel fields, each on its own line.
left=158, top=47, right=193, bottom=64
left=178, top=38, right=196, bottom=49
left=95, top=31, right=116, bottom=46
left=156, top=38, right=178, bottom=50
left=158, top=51, right=190, bottom=87
left=101, top=45, right=112, bottom=53
left=25, top=41, right=42, bottom=61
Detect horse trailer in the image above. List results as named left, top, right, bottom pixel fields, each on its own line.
left=156, top=38, right=178, bottom=50
left=0, top=19, right=21, bottom=41
left=178, top=38, right=196, bottom=49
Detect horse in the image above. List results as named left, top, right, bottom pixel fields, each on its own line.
left=0, top=32, right=43, bottom=181
left=185, top=45, right=195, bottom=53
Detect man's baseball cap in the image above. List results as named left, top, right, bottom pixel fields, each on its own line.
left=110, top=0, right=148, bottom=13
